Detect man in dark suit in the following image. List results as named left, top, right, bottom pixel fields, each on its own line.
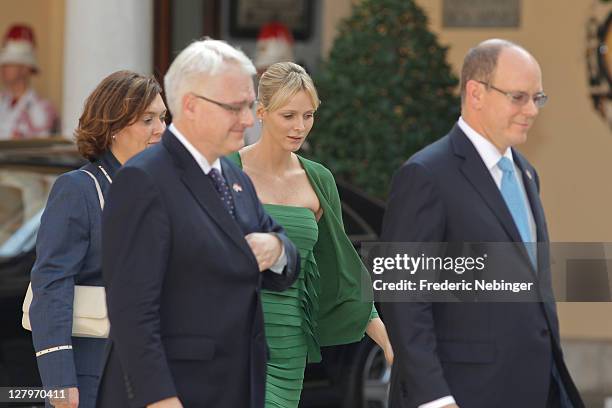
left=97, top=39, right=299, bottom=408
left=381, top=39, right=584, bottom=408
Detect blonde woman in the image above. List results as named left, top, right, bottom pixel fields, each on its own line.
left=228, top=62, right=393, bottom=408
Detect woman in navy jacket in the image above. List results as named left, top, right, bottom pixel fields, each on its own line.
left=29, top=70, right=166, bottom=408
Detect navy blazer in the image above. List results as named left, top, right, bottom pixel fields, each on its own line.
left=380, top=125, right=583, bottom=408
left=29, top=151, right=120, bottom=398
left=96, top=129, right=299, bottom=408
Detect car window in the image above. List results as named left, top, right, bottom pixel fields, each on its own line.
left=0, top=165, right=59, bottom=257
left=341, top=202, right=378, bottom=243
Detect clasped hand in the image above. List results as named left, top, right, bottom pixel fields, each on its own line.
left=245, top=232, right=282, bottom=271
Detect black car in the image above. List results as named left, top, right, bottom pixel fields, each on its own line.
left=0, top=139, right=390, bottom=408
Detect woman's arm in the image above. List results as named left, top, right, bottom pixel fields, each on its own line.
left=29, top=172, right=90, bottom=391
left=365, top=307, right=394, bottom=366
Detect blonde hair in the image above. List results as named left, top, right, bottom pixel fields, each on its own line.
left=258, top=62, right=320, bottom=112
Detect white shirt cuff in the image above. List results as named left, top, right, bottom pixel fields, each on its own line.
left=419, top=396, right=456, bottom=408
left=269, top=244, right=286, bottom=274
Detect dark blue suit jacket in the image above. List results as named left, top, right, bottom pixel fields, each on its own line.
left=96, top=129, right=299, bottom=408
left=30, top=151, right=120, bottom=406
left=381, top=125, right=583, bottom=408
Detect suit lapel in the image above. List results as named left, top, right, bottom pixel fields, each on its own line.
left=513, top=151, right=554, bottom=289
left=450, top=126, right=523, bottom=243
left=513, top=151, right=547, bottom=243
left=162, top=131, right=253, bottom=258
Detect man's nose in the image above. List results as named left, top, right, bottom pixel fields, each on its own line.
left=240, top=105, right=255, bottom=127
left=523, top=98, right=539, bottom=117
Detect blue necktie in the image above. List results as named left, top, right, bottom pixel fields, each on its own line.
left=208, top=168, right=236, bottom=218
left=499, top=158, right=572, bottom=407
left=497, top=157, right=537, bottom=268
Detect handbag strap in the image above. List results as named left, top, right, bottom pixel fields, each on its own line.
left=79, top=169, right=105, bottom=209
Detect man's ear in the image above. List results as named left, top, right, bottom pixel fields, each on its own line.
left=182, top=93, right=198, bottom=120
left=466, top=79, right=485, bottom=111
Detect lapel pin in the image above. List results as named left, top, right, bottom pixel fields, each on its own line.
left=524, top=169, right=533, bottom=180
left=232, top=183, right=243, bottom=193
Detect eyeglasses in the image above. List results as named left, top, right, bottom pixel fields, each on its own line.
left=477, top=81, right=548, bottom=108
left=191, top=92, right=255, bottom=114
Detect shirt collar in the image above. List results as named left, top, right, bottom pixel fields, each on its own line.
left=169, top=123, right=222, bottom=175
left=458, top=116, right=513, bottom=171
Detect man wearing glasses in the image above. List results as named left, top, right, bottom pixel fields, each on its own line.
left=381, top=39, right=584, bottom=408
left=97, top=39, right=299, bottom=408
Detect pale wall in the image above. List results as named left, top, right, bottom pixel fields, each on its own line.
left=0, top=0, right=64, bottom=115
left=322, top=0, right=612, bottom=339
left=321, top=0, right=357, bottom=57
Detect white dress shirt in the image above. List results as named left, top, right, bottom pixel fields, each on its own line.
left=169, top=124, right=286, bottom=273
left=170, top=123, right=222, bottom=175
left=418, top=119, right=537, bottom=408
left=458, top=117, right=536, bottom=242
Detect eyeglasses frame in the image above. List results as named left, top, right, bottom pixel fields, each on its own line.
left=191, top=92, right=256, bottom=114
left=476, top=80, right=548, bottom=108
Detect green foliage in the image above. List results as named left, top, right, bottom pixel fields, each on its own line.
left=308, top=0, right=460, bottom=198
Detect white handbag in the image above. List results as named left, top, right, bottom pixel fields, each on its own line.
left=22, top=283, right=109, bottom=338
left=21, top=168, right=110, bottom=338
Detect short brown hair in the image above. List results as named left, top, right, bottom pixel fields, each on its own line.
left=75, top=70, right=162, bottom=161
left=258, top=62, right=320, bottom=112
left=460, top=39, right=521, bottom=104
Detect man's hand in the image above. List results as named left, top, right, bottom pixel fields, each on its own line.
left=49, top=387, right=78, bottom=408
left=443, top=405, right=459, bottom=408
left=245, top=232, right=282, bottom=271
left=147, top=397, right=183, bottom=408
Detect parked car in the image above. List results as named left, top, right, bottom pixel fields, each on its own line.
left=0, top=139, right=390, bottom=408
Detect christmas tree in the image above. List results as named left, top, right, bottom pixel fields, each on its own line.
left=309, top=0, right=460, bottom=198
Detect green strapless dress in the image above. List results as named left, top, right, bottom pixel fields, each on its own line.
left=262, top=204, right=320, bottom=408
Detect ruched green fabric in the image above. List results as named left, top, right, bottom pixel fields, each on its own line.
left=262, top=204, right=320, bottom=407
left=226, top=152, right=379, bottom=408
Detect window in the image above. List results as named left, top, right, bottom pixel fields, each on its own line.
left=0, top=166, right=59, bottom=257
